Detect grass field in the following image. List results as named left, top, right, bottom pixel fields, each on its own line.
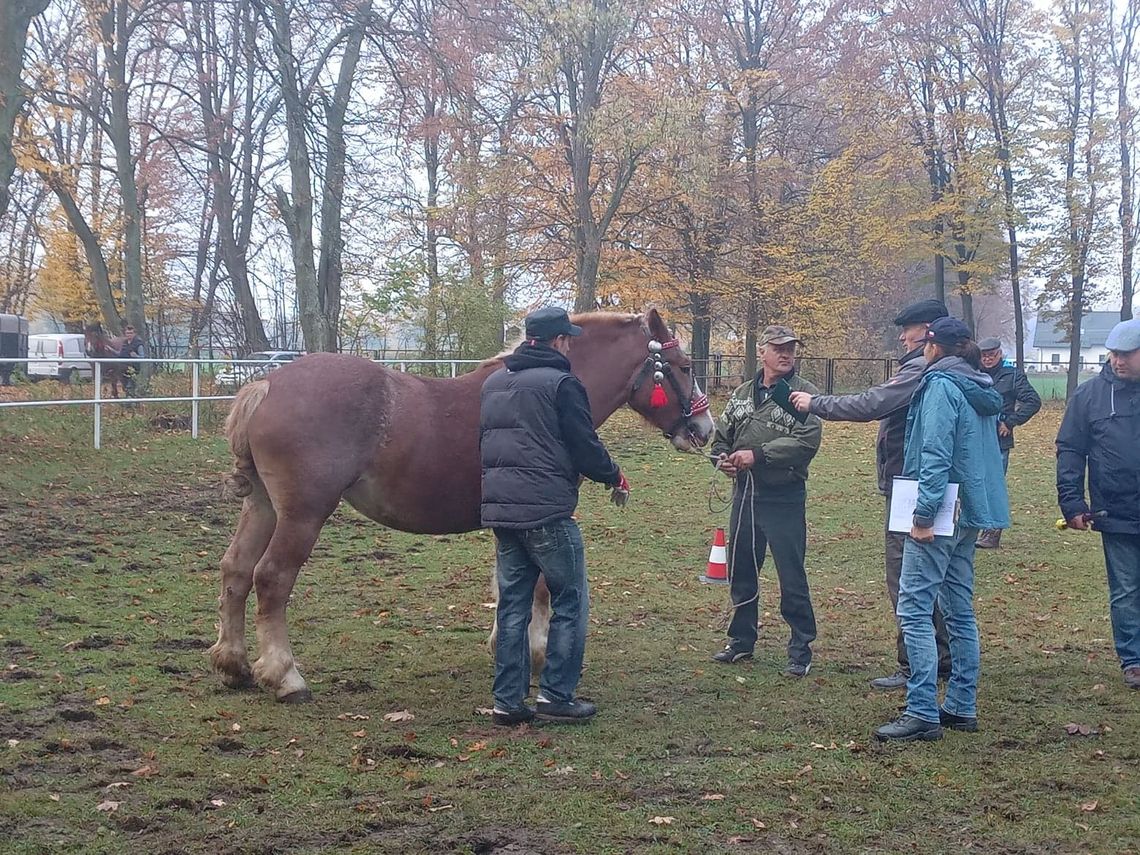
left=1, top=394, right=1137, bottom=854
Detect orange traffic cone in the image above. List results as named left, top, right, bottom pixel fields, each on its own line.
left=700, top=527, right=729, bottom=585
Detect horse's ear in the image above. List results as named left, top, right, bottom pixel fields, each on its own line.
left=644, top=306, right=669, bottom=342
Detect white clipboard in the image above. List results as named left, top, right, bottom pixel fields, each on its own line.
left=888, top=477, right=959, bottom=535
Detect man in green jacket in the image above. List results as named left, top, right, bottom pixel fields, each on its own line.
left=710, top=325, right=823, bottom=677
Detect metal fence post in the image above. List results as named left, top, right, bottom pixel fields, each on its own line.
left=191, top=362, right=200, bottom=439
left=93, top=361, right=102, bottom=449
left=450, top=361, right=457, bottom=378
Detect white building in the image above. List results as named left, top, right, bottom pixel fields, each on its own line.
left=1031, top=311, right=1120, bottom=370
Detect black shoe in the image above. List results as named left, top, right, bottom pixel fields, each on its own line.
left=870, top=667, right=910, bottom=690
left=711, top=645, right=754, bottom=664
left=491, top=705, right=535, bottom=726
left=873, top=714, right=943, bottom=742
left=535, top=698, right=597, bottom=723
left=939, top=708, right=978, bottom=732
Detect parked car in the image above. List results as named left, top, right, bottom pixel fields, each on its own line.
left=214, top=351, right=304, bottom=388
left=27, top=334, right=93, bottom=383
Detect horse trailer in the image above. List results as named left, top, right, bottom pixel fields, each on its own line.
left=0, top=313, right=29, bottom=385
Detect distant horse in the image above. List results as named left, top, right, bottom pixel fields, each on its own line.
left=83, top=324, right=134, bottom=397
left=211, top=308, right=715, bottom=702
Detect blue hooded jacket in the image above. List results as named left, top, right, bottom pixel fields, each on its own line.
left=902, top=356, right=1011, bottom=530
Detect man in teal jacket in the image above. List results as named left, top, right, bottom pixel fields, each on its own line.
left=875, top=317, right=1010, bottom=742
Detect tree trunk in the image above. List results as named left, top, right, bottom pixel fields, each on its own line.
left=100, top=0, right=146, bottom=338
left=0, top=0, right=49, bottom=223
left=1120, top=59, right=1136, bottom=321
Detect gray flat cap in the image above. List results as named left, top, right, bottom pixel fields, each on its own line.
left=977, top=337, right=1002, bottom=351
left=1105, top=317, right=1140, bottom=352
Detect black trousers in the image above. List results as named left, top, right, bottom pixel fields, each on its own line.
left=725, top=480, right=816, bottom=666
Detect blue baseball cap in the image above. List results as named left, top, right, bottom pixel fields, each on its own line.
left=924, top=316, right=972, bottom=347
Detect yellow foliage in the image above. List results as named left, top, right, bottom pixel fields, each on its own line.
left=30, top=209, right=104, bottom=324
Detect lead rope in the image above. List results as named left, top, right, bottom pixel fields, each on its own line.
left=705, top=463, right=761, bottom=627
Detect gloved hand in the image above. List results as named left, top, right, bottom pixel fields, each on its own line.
left=610, top=471, right=630, bottom=508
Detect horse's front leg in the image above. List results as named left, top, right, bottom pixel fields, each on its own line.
left=250, top=512, right=327, bottom=702
left=209, top=487, right=276, bottom=689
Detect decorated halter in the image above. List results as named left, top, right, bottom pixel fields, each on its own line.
left=631, top=338, right=710, bottom=438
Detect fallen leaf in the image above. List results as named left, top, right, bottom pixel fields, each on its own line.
left=49, top=794, right=60, bottom=802
left=6, top=739, right=18, bottom=748
left=795, top=764, right=813, bottom=778
left=383, top=710, right=414, bottom=723
left=95, top=697, right=111, bottom=706
left=649, top=816, right=675, bottom=825
left=750, top=818, right=768, bottom=830
left=701, top=793, right=726, bottom=801
left=131, top=765, right=156, bottom=778
left=1064, top=723, right=1098, bottom=736
left=231, top=723, right=242, bottom=733
left=352, top=729, right=367, bottom=738
left=336, top=713, right=370, bottom=721
left=727, top=836, right=752, bottom=844
left=1079, top=801, right=1098, bottom=812
left=209, top=798, right=227, bottom=808
left=104, top=782, right=130, bottom=790
left=427, top=804, right=454, bottom=812
left=475, top=707, right=494, bottom=716
left=95, top=800, right=120, bottom=813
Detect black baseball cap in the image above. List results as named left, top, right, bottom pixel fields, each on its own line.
left=525, top=307, right=582, bottom=340
left=925, top=316, right=972, bottom=347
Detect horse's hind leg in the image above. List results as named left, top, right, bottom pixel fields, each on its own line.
left=488, top=564, right=551, bottom=678
left=209, top=485, right=276, bottom=688
left=250, top=512, right=329, bottom=702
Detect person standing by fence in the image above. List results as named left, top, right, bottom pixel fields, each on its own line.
left=1056, top=318, right=1140, bottom=691
left=118, top=324, right=145, bottom=396
left=975, top=338, right=1041, bottom=549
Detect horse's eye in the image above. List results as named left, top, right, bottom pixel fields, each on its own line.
left=680, top=365, right=691, bottom=375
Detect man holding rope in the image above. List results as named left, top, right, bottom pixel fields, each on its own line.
left=710, top=325, right=823, bottom=677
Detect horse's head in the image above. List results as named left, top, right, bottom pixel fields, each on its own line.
left=624, top=308, right=715, bottom=451
left=83, top=323, right=107, bottom=357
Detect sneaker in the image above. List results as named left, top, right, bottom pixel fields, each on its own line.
left=491, top=705, right=535, bottom=726
left=939, top=708, right=978, bottom=732
left=783, top=661, right=811, bottom=678
left=711, top=645, right=753, bottom=664
left=870, top=667, right=910, bottom=691
left=975, top=529, right=1001, bottom=549
left=873, top=714, right=943, bottom=743
left=1124, top=666, right=1140, bottom=690
left=535, top=698, right=597, bottom=723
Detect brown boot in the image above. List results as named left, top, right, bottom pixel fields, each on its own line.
left=976, top=529, right=1001, bottom=549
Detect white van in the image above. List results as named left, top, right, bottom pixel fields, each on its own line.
left=27, top=334, right=93, bottom=383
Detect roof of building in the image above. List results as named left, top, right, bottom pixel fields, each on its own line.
left=1032, top=311, right=1122, bottom=348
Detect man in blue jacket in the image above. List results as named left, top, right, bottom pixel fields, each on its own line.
left=480, top=307, right=630, bottom=725
left=1056, top=317, right=1140, bottom=690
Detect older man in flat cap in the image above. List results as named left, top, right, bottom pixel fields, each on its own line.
left=789, top=298, right=952, bottom=690
left=1057, top=317, right=1140, bottom=690
left=710, top=324, right=822, bottom=677
left=975, top=337, right=1041, bottom=548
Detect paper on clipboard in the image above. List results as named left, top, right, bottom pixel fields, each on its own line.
left=888, top=477, right=959, bottom=535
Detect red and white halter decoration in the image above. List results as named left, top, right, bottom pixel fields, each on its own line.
left=644, top=339, right=710, bottom=423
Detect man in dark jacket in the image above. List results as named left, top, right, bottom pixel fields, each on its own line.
left=1056, top=317, right=1140, bottom=691
left=789, top=298, right=952, bottom=690
left=118, top=324, right=145, bottom=396
left=710, top=325, right=822, bottom=677
left=975, top=338, right=1041, bottom=548
left=480, top=306, right=629, bottom=724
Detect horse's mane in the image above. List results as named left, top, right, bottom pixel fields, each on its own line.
left=480, top=311, right=644, bottom=368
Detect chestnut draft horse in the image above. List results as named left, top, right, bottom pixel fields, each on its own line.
left=210, top=308, right=715, bottom=702
left=83, top=324, right=134, bottom=397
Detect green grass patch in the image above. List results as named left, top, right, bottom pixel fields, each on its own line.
left=1, top=400, right=1137, bottom=853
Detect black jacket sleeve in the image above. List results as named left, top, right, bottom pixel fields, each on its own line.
left=1005, top=369, right=1041, bottom=427
left=557, top=376, right=621, bottom=486
left=1055, top=388, right=1091, bottom=521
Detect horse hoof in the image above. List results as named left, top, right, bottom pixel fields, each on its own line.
left=222, top=671, right=256, bottom=690
left=278, top=688, right=312, bottom=704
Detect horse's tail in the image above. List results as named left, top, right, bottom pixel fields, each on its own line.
left=224, top=380, right=271, bottom=498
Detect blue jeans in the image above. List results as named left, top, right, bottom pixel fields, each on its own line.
left=1000, top=448, right=1009, bottom=474
left=897, top=526, right=981, bottom=723
left=1102, top=533, right=1140, bottom=669
left=492, top=519, right=588, bottom=710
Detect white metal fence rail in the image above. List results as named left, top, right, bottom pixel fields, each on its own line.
left=0, top=357, right=483, bottom=449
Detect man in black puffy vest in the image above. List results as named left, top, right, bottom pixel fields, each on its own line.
left=480, top=306, right=629, bottom=725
